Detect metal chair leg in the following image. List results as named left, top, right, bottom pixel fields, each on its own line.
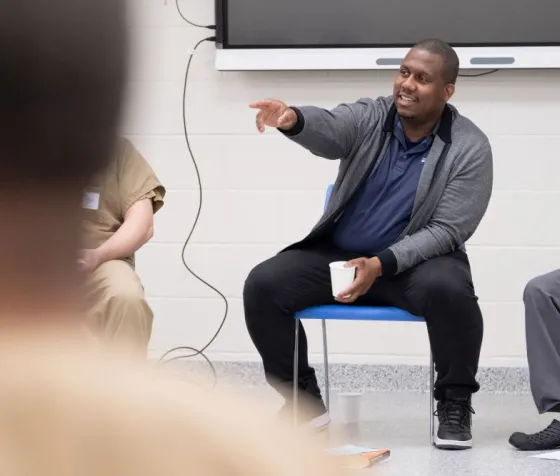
left=293, top=319, right=300, bottom=427
left=429, top=350, right=435, bottom=445
left=321, top=319, right=330, bottom=411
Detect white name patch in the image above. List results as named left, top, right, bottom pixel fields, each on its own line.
left=83, top=192, right=100, bottom=210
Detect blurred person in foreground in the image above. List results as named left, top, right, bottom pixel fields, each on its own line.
left=0, top=2, right=339, bottom=476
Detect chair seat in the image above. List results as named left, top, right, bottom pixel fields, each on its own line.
left=292, top=185, right=434, bottom=444
left=295, top=305, right=423, bottom=322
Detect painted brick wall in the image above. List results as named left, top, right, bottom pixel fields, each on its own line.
left=125, top=0, right=560, bottom=367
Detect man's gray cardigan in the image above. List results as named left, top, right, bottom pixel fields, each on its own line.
left=280, top=95, right=493, bottom=276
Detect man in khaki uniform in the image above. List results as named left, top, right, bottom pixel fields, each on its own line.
left=79, top=138, right=165, bottom=357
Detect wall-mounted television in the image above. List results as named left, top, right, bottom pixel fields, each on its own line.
left=214, top=0, right=560, bottom=70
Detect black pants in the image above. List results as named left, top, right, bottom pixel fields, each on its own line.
left=243, top=244, right=483, bottom=403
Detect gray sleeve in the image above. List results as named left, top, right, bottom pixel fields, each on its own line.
left=280, top=98, right=377, bottom=160
left=378, top=139, right=493, bottom=275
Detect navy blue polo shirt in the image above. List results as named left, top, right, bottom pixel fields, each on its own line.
left=332, top=120, right=433, bottom=255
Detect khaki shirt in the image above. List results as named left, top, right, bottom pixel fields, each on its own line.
left=81, top=138, right=165, bottom=266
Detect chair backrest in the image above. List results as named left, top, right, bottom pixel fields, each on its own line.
left=323, top=184, right=334, bottom=212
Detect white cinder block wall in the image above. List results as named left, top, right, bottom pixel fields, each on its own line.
left=125, top=0, right=560, bottom=367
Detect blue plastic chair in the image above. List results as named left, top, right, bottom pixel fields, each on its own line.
left=293, top=185, right=435, bottom=443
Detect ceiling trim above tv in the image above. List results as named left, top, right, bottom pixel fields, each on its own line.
left=215, top=46, right=560, bottom=71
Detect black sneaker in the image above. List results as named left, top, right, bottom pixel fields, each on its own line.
left=434, top=397, right=475, bottom=450
left=509, top=420, right=560, bottom=451
left=277, top=396, right=331, bottom=431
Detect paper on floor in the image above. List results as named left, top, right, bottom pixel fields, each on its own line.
left=327, top=445, right=382, bottom=455
left=531, top=450, right=560, bottom=461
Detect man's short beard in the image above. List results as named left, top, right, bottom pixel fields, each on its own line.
left=399, top=111, right=418, bottom=121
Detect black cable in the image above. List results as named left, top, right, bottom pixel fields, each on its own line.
left=161, top=344, right=218, bottom=388
left=458, top=69, right=499, bottom=77
left=158, top=36, right=225, bottom=388
left=175, top=0, right=215, bottom=30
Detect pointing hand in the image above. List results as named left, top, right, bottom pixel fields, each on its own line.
left=249, top=99, right=298, bottom=133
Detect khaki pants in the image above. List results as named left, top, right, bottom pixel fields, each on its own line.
left=85, top=259, right=153, bottom=358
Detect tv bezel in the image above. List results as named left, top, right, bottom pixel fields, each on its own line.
left=214, top=0, right=560, bottom=70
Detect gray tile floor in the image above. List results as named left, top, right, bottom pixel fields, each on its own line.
left=321, top=392, right=559, bottom=475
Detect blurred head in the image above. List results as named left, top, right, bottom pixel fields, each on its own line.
left=0, top=0, right=127, bottom=184
left=393, top=38, right=459, bottom=123
left=0, top=0, right=128, bottom=316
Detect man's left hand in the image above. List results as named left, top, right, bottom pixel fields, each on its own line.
left=335, top=257, right=383, bottom=303
left=78, top=248, right=104, bottom=273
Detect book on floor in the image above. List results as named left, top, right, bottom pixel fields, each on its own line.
left=326, top=444, right=390, bottom=469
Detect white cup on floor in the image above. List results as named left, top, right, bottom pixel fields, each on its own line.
left=329, top=261, right=356, bottom=297
left=339, top=392, right=362, bottom=424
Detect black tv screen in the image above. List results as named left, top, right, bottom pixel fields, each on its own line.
left=217, top=0, right=560, bottom=49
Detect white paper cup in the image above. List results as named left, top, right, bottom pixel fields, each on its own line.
left=339, top=392, right=362, bottom=424
left=329, top=261, right=356, bottom=297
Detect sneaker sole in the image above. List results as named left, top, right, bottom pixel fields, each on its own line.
left=434, top=436, right=472, bottom=450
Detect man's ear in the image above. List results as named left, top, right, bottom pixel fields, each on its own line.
left=443, top=84, right=455, bottom=102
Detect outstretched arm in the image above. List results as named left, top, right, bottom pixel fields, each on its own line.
left=250, top=98, right=377, bottom=160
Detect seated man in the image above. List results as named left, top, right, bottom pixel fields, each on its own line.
left=244, top=39, right=493, bottom=450
left=80, top=138, right=165, bottom=358
left=510, top=271, right=560, bottom=450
